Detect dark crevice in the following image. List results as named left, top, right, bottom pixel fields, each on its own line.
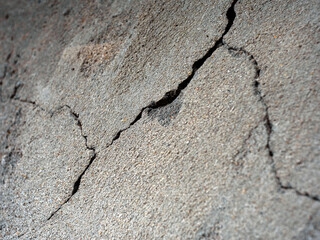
left=46, top=0, right=240, bottom=220
left=1, top=109, right=22, bottom=183
left=9, top=98, right=99, bottom=220
left=224, top=0, right=238, bottom=37
left=99, top=0, right=239, bottom=151
left=59, top=105, right=96, bottom=194
left=9, top=80, right=45, bottom=112
left=226, top=45, right=261, bottom=86
left=147, top=0, right=238, bottom=110
left=10, top=82, right=23, bottom=99
left=6, top=52, right=12, bottom=62
left=16, top=99, right=45, bottom=111
left=227, top=45, right=319, bottom=202
left=47, top=151, right=97, bottom=220
left=13, top=97, right=46, bottom=112
left=47, top=105, right=97, bottom=220
left=192, top=0, right=238, bottom=70
left=280, top=185, right=320, bottom=201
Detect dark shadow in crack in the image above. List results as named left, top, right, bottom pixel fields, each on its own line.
left=147, top=93, right=183, bottom=126
left=47, top=0, right=240, bottom=220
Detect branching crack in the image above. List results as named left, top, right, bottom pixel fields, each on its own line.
left=11, top=0, right=318, bottom=223
left=8, top=98, right=99, bottom=219
left=226, top=45, right=319, bottom=202
left=46, top=0, right=239, bottom=219
left=47, top=105, right=97, bottom=220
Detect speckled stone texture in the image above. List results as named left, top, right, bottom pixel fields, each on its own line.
left=0, top=0, right=319, bottom=239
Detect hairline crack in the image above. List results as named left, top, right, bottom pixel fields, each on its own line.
left=226, top=44, right=319, bottom=202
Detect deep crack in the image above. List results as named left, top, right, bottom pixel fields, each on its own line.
left=7, top=99, right=98, bottom=219
left=45, top=0, right=240, bottom=219
left=47, top=105, right=97, bottom=220
left=227, top=45, right=319, bottom=202
left=6, top=0, right=318, bottom=225
left=108, top=0, right=239, bottom=140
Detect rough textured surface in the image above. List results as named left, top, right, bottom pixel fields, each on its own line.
left=0, top=0, right=319, bottom=239
left=1, top=105, right=90, bottom=237
left=40, top=0, right=232, bottom=152
left=224, top=0, right=320, bottom=200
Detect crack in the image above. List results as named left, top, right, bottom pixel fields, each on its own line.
left=110, top=0, right=239, bottom=133
left=10, top=82, right=22, bottom=99
left=46, top=0, right=240, bottom=219
left=6, top=0, right=318, bottom=225
left=6, top=97, right=99, bottom=219
left=9, top=82, right=46, bottom=112
left=18, top=232, right=26, bottom=238
left=226, top=45, right=319, bottom=202
left=281, top=185, right=320, bottom=201
left=12, top=97, right=46, bottom=112
left=47, top=105, right=96, bottom=220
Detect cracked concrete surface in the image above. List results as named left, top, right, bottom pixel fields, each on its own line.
left=224, top=0, right=320, bottom=200
left=1, top=104, right=91, bottom=237
left=0, top=0, right=319, bottom=239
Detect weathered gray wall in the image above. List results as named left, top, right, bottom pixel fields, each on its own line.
left=0, top=0, right=319, bottom=239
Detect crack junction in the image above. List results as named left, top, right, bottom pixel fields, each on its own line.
left=46, top=0, right=240, bottom=219
left=14, top=0, right=261, bottom=219
left=47, top=105, right=97, bottom=220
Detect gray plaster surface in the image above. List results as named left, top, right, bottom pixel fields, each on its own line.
left=0, top=0, right=319, bottom=239
left=40, top=0, right=233, bottom=153
left=224, top=0, right=320, bottom=200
